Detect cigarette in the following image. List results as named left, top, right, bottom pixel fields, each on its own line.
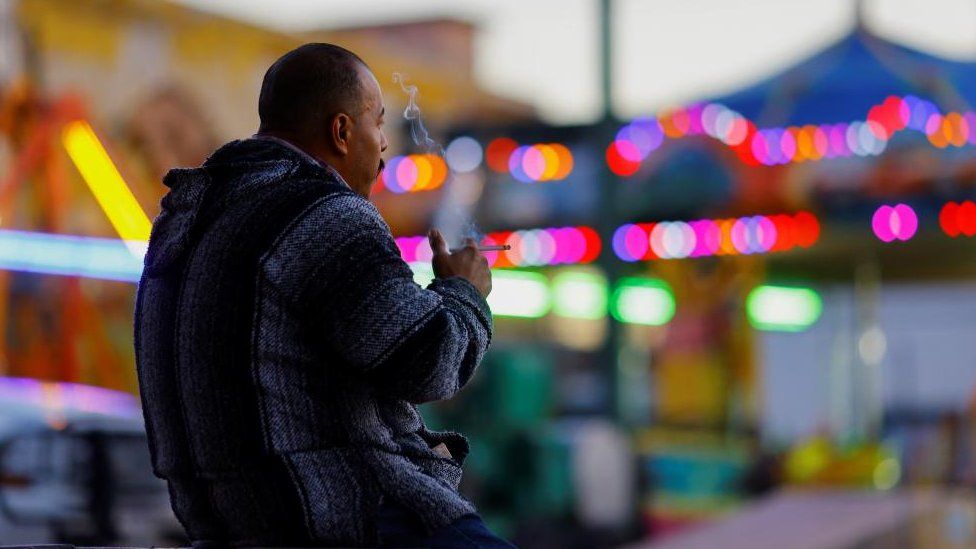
left=449, top=244, right=512, bottom=253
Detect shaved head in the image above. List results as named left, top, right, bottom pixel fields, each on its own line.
left=256, top=43, right=388, bottom=199
left=258, top=43, right=367, bottom=134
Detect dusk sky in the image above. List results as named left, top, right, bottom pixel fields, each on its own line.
left=176, top=0, right=976, bottom=123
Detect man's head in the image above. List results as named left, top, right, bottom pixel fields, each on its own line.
left=258, top=43, right=388, bottom=198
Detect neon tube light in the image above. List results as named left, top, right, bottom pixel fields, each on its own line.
left=0, top=230, right=144, bottom=282
left=62, top=120, right=152, bottom=242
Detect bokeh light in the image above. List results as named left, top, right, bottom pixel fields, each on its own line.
left=378, top=154, right=448, bottom=193
left=609, top=95, right=974, bottom=170
left=445, top=136, right=484, bottom=173
left=940, top=200, right=976, bottom=237
left=611, top=277, right=676, bottom=326
left=486, top=270, right=551, bottom=318
left=396, top=225, right=601, bottom=268
left=486, top=137, right=518, bottom=173
left=613, top=211, right=819, bottom=262
left=747, top=285, right=823, bottom=332
left=552, top=270, right=608, bottom=320
left=872, top=204, right=918, bottom=242
left=482, top=138, right=575, bottom=182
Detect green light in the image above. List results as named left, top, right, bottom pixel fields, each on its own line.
left=872, top=457, right=901, bottom=490
left=408, top=262, right=435, bottom=287
left=611, top=277, right=675, bottom=326
left=487, top=269, right=551, bottom=318
left=552, top=270, right=607, bottom=319
left=746, top=285, right=822, bottom=332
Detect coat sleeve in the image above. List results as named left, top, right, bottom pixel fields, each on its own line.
left=262, top=192, right=493, bottom=404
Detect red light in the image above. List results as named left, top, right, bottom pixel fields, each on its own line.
left=959, top=201, right=976, bottom=237
left=941, top=202, right=960, bottom=237
left=794, top=211, right=820, bottom=248
left=638, top=222, right=657, bottom=259
left=486, top=138, right=518, bottom=173
left=769, top=214, right=796, bottom=251
left=578, top=226, right=602, bottom=263
left=606, top=143, right=640, bottom=177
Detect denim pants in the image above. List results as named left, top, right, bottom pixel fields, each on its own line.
left=377, top=499, right=518, bottom=548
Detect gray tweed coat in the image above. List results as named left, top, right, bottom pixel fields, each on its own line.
left=134, top=137, right=492, bottom=546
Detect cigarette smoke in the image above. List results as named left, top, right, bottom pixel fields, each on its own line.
left=392, top=73, right=482, bottom=248
left=393, top=72, right=443, bottom=155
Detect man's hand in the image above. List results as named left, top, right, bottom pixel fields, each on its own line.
left=428, top=229, right=492, bottom=298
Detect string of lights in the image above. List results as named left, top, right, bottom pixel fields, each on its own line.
left=612, top=211, right=820, bottom=261
left=608, top=94, right=976, bottom=175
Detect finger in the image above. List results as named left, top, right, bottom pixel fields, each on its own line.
left=462, top=237, right=478, bottom=250
left=428, top=229, right=448, bottom=256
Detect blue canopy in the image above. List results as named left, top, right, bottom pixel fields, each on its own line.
left=710, top=28, right=976, bottom=126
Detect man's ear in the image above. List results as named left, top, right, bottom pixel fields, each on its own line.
left=330, top=113, right=353, bottom=155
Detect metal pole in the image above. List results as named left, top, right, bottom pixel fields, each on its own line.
left=597, top=0, right=624, bottom=419
left=600, top=0, right=613, bottom=122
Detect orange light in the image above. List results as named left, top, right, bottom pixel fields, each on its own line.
left=946, top=112, right=968, bottom=147
left=718, top=219, right=737, bottom=255
left=660, top=111, right=685, bottom=138
left=411, top=154, right=433, bottom=190
left=538, top=144, right=560, bottom=181
left=551, top=143, right=574, bottom=180
left=428, top=154, right=448, bottom=189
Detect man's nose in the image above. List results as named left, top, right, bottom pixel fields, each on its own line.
left=380, top=132, right=389, bottom=153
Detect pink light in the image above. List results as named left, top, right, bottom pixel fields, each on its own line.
left=872, top=205, right=896, bottom=242
left=965, top=113, right=976, bottom=145
left=689, top=220, right=710, bottom=257
left=416, top=238, right=433, bottom=262
left=550, top=228, right=572, bottom=264
left=624, top=224, right=648, bottom=261
left=727, top=117, right=749, bottom=146
left=756, top=216, right=778, bottom=252
left=893, top=204, right=918, bottom=240
left=686, top=104, right=705, bottom=135
left=780, top=130, right=797, bottom=162
left=396, top=156, right=419, bottom=191
left=925, top=113, right=943, bottom=136
left=702, top=220, right=722, bottom=255
left=481, top=234, right=500, bottom=266
left=522, top=146, right=547, bottom=181
left=613, top=138, right=643, bottom=163
left=564, top=227, right=588, bottom=264
left=751, top=133, right=770, bottom=166
left=731, top=218, right=751, bottom=253
left=829, top=124, right=849, bottom=157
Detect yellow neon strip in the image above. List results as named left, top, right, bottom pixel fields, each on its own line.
left=62, top=120, right=152, bottom=242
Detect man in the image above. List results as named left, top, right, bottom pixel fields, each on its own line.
left=134, top=43, right=512, bottom=547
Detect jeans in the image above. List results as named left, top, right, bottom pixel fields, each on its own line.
left=377, top=500, right=518, bottom=548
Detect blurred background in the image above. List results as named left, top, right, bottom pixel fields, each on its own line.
left=2, top=0, right=976, bottom=546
